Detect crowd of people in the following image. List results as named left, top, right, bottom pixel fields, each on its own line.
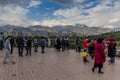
left=55, top=36, right=116, bottom=74
left=82, top=37, right=116, bottom=74
left=56, top=37, right=69, bottom=51
left=0, top=35, right=48, bottom=64
left=0, top=35, right=117, bottom=74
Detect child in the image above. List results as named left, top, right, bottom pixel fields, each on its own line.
left=82, top=49, right=89, bottom=63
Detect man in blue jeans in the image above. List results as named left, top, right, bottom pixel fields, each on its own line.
left=40, top=36, right=46, bottom=53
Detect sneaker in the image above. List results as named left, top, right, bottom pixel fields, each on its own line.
left=92, top=68, right=94, bottom=72
left=11, top=61, right=16, bottom=64
left=98, top=71, right=104, bottom=74
left=86, top=60, right=89, bottom=62
left=3, top=61, right=8, bottom=64
left=20, top=55, right=23, bottom=57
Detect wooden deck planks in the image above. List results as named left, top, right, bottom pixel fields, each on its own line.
left=0, top=48, right=120, bottom=80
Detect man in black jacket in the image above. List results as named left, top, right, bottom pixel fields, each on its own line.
left=16, top=36, right=24, bottom=57
left=10, top=36, right=14, bottom=54
left=26, top=37, right=32, bottom=56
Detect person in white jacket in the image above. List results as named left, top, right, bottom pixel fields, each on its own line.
left=3, top=35, right=15, bottom=64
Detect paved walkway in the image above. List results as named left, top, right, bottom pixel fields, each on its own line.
left=0, top=48, right=120, bottom=80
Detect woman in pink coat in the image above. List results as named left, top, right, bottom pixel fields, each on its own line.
left=92, top=38, right=106, bottom=74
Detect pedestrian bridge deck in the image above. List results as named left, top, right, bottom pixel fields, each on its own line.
left=0, top=48, right=120, bottom=80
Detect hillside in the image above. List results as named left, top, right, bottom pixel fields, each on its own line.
left=0, top=24, right=112, bottom=36
left=90, top=31, right=120, bottom=41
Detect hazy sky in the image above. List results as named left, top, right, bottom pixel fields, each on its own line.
left=0, top=0, right=120, bottom=28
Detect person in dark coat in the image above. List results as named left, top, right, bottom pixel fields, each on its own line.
left=88, top=39, right=95, bottom=59
left=56, top=38, right=61, bottom=51
left=0, top=36, right=3, bottom=50
left=107, top=37, right=116, bottom=64
left=26, top=37, right=32, bottom=56
left=40, top=36, right=46, bottom=53
left=10, top=36, right=14, bottom=54
left=16, top=36, right=24, bottom=57
left=76, top=37, right=82, bottom=52
left=92, top=38, right=106, bottom=74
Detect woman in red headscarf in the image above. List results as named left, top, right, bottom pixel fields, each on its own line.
left=107, top=37, right=116, bottom=64
left=92, top=38, right=106, bottom=74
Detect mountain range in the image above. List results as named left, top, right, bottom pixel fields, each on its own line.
left=0, top=24, right=113, bottom=36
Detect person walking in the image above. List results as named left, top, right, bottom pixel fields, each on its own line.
left=40, top=36, right=46, bottom=53
left=3, top=35, right=15, bottom=64
left=107, top=37, right=116, bottom=64
left=92, top=38, right=106, bottom=74
left=26, top=37, right=32, bottom=56
left=16, top=36, right=24, bottom=57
